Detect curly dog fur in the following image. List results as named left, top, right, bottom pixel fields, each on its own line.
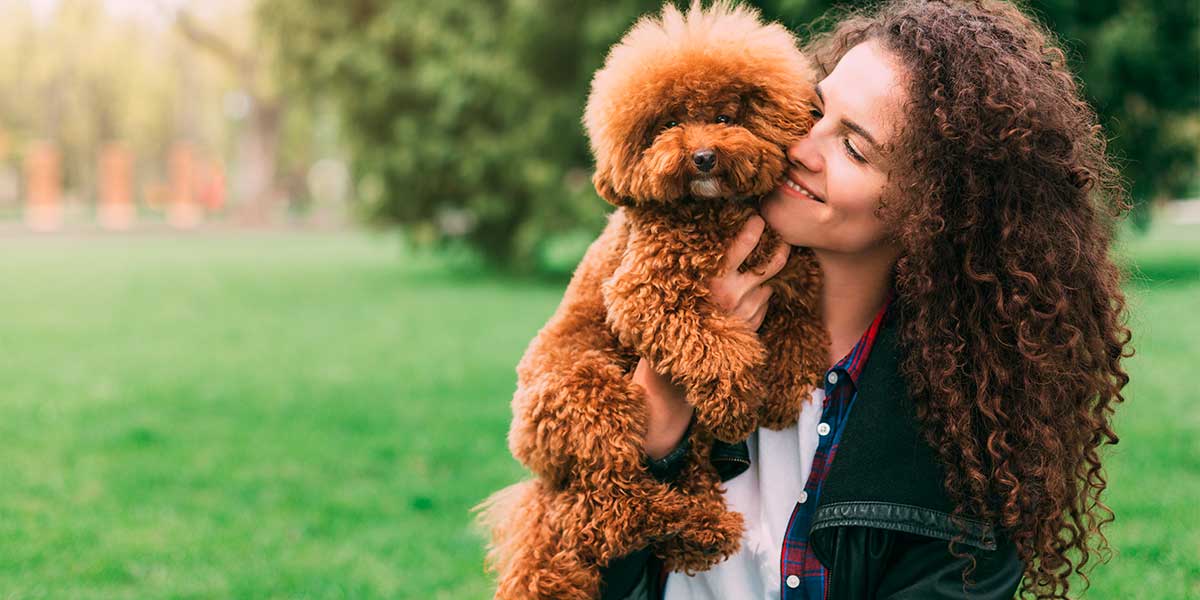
left=477, top=3, right=828, bottom=598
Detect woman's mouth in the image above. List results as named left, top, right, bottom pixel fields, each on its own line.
left=782, top=178, right=824, bottom=203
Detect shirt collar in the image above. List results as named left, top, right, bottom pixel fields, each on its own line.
left=828, top=289, right=895, bottom=389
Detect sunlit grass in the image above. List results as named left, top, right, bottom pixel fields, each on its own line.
left=0, top=224, right=1195, bottom=598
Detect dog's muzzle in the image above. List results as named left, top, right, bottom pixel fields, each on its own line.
left=689, top=177, right=722, bottom=198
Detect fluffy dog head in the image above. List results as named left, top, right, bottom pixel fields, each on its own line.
left=584, top=1, right=817, bottom=207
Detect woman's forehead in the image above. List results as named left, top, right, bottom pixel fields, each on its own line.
left=821, top=41, right=907, bottom=142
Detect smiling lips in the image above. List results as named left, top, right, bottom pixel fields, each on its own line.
left=783, top=176, right=824, bottom=203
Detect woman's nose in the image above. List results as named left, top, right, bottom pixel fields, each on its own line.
left=786, top=136, right=823, bottom=173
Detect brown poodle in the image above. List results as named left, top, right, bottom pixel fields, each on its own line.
left=477, top=3, right=827, bottom=598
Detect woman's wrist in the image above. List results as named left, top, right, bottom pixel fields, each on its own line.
left=633, top=357, right=695, bottom=460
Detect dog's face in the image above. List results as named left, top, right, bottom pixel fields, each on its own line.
left=584, top=2, right=818, bottom=207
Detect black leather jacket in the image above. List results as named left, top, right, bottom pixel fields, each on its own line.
left=600, top=310, right=1025, bottom=599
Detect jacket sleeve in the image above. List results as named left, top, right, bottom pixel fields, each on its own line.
left=599, top=547, right=659, bottom=600
left=823, top=526, right=1023, bottom=600
left=641, top=414, right=694, bottom=482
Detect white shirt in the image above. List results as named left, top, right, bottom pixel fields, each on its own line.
left=663, top=387, right=827, bottom=600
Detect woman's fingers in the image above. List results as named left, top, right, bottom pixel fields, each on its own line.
left=710, top=216, right=786, bottom=331
left=749, top=303, right=769, bottom=331
left=746, top=286, right=773, bottom=330
left=735, top=284, right=772, bottom=322
left=751, top=242, right=790, bottom=284
left=719, top=215, right=765, bottom=276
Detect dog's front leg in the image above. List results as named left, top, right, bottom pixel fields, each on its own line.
left=756, top=250, right=828, bottom=429
left=603, top=224, right=767, bottom=442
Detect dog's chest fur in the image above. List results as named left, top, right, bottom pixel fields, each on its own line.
left=621, top=199, right=780, bottom=279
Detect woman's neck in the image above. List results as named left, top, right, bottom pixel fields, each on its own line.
left=814, top=244, right=899, bottom=368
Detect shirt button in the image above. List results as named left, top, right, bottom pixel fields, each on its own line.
left=827, top=371, right=839, bottom=385
left=798, top=490, right=808, bottom=504
left=786, top=574, right=801, bottom=588
left=817, top=422, right=831, bottom=436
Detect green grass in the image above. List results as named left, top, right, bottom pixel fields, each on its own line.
left=0, top=223, right=1196, bottom=598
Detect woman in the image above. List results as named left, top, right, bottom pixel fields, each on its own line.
left=602, top=0, right=1131, bottom=598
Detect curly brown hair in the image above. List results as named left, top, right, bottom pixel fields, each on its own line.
left=803, top=1, right=1133, bottom=597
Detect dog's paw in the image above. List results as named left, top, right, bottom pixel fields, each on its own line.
left=688, top=373, right=764, bottom=443
left=657, top=507, right=745, bottom=575
left=652, top=314, right=766, bottom=385
left=758, top=379, right=815, bottom=431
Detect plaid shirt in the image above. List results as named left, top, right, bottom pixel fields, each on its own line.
left=780, top=295, right=892, bottom=599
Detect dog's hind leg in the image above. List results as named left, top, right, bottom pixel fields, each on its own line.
left=490, top=476, right=671, bottom=600
left=650, top=435, right=745, bottom=574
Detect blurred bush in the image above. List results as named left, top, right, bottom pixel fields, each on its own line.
left=258, top=0, right=1199, bottom=271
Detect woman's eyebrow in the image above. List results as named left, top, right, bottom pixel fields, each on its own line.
left=815, top=84, right=881, bottom=150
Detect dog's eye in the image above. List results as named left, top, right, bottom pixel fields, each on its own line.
left=715, top=115, right=732, bottom=124
left=664, top=120, right=679, bottom=129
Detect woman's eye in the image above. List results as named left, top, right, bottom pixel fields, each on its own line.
left=715, top=115, right=732, bottom=124
left=843, top=138, right=867, bottom=163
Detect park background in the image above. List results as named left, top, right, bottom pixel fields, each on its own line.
left=0, top=0, right=1195, bottom=597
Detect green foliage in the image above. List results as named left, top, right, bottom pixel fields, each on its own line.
left=258, top=0, right=661, bottom=269
left=0, top=0, right=324, bottom=214
left=1036, top=0, right=1200, bottom=227
left=0, top=1, right=204, bottom=192
left=258, top=0, right=1199, bottom=268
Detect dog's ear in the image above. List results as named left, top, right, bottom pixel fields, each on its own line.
left=745, top=87, right=817, bottom=147
left=592, top=165, right=630, bottom=207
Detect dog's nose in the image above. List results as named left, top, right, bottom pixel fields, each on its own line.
left=692, top=149, right=717, bottom=173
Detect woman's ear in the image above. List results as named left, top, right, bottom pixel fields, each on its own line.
left=592, top=164, right=629, bottom=207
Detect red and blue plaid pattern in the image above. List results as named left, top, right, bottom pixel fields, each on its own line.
left=780, top=295, right=892, bottom=599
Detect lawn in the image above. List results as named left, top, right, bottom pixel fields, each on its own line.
left=0, top=223, right=1195, bottom=599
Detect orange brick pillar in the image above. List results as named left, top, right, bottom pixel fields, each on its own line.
left=99, top=142, right=135, bottom=230
left=24, top=141, right=61, bottom=232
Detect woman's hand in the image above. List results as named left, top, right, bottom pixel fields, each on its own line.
left=638, top=214, right=788, bottom=459
left=708, top=214, right=790, bottom=332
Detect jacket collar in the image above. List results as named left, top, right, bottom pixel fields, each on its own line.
left=711, top=304, right=998, bottom=551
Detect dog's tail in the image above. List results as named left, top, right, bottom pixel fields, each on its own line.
left=472, top=479, right=539, bottom=581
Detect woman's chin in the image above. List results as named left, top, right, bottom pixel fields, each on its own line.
left=761, top=194, right=807, bottom=243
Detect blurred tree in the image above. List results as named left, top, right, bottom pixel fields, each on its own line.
left=0, top=0, right=185, bottom=204
left=258, top=0, right=672, bottom=269
left=259, top=0, right=1198, bottom=269
left=1035, top=0, right=1200, bottom=227
left=0, top=0, right=325, bottom=221
left=169, top=5, right=287, bottom=221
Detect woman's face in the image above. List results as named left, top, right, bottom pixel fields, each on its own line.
left=761, top=40, right=906, bottom=257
